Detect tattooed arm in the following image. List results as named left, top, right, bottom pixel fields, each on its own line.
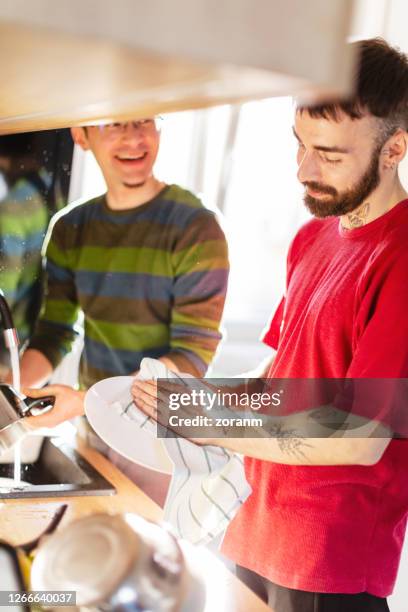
left=207, top=400, right=391, bottom=465
left=208, top=432, right=390, bottom=466
left=205, top=402, right=391, bottom=465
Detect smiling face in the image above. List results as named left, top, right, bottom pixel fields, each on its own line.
left=294, top=110, right=384, bottom=218
left=71, top=119, right=161, bottom=192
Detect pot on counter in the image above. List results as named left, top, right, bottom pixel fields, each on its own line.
left=30, top=513, right=206, bottom=612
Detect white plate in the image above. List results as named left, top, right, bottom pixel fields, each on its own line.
left=84, top=376, right=173, bottom=475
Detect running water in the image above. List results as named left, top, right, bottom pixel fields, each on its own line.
left=9, top=345, right=22, bottom=485
left=13, top=440, right=22, bottom=485
left=10, top=344, right=20, bottom=392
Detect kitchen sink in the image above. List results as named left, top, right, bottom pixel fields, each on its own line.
left=0, top=437, right=116, bottom=499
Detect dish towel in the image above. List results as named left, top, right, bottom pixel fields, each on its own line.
left=117, top=358, right=252, bottom=546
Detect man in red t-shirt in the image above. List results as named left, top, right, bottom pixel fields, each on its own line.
left=133, top=38, right=408, bottom=611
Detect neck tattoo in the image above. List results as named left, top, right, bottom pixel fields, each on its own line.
left=346, top=202, right=370, bottom=228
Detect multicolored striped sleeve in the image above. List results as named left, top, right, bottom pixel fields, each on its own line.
left=167, top=210, right=229, bottom=376
left=28, top=214, right=80, bottom=367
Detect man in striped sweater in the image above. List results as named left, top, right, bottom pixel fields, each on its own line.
left=16, top=118, right=229, bottom=497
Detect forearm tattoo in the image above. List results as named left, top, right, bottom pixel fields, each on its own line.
left=268, top=423, right=313, bottom=461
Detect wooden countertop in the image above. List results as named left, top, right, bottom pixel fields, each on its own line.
left=0, top=439, right=270, bottom=612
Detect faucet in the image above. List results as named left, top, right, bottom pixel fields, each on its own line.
left=0, top=289, right=55, bottom=456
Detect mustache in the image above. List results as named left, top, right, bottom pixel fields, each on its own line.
left=302, top=181, right=338, bottom=197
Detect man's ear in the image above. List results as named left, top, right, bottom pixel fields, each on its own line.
left=382, top=129, right=407, bottom=169
left=71, top=127, right=90, bottom=151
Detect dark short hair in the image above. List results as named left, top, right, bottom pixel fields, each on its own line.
left=298, top=38, right=408, bottom=138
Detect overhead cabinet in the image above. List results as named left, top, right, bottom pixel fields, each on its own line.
left=0, top=0, right=356, bottom=133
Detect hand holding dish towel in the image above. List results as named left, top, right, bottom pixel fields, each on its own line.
left=107, top=358, right=252, bottom=546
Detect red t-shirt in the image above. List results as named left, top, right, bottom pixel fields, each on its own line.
left=222, top=199, right=408, bottom=597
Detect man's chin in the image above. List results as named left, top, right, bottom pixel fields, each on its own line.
left=122, top=180, right=147, bottom=189
left=304, top=195, right=339, bottom=218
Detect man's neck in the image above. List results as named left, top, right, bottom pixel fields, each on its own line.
left=340, top=177, right=408, bottom=230
left=106, top=176, right=166, bottom=211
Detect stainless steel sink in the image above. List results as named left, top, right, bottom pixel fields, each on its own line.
left=0, top=437, right=116, bottom=499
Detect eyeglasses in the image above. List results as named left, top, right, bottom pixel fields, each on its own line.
left=96, top=116, right=163, bottom=137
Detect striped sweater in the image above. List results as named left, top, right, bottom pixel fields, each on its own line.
left=29, top=184, right=229, bottom=388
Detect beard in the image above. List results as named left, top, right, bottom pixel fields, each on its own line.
left=303, top=146, right=381, bottom=218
